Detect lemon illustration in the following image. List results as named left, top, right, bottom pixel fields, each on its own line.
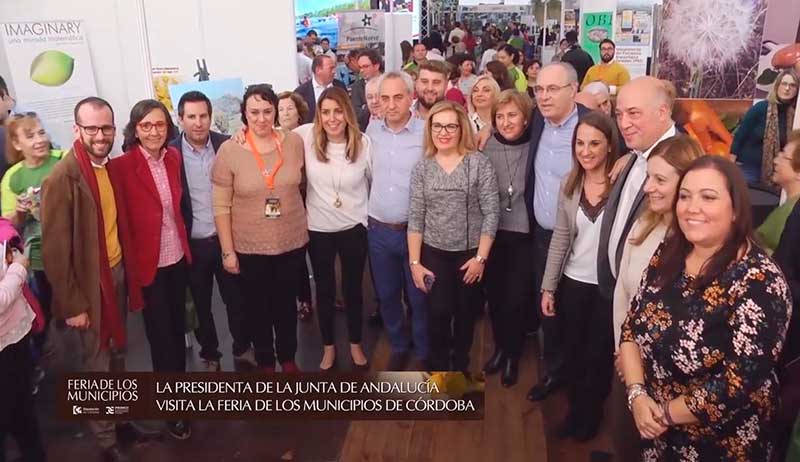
left=30, top=50, right=75, bottom=86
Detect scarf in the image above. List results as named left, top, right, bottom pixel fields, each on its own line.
left=762, top=100, right=796, bottom=190
left=73, top=140, right=126, bottom=350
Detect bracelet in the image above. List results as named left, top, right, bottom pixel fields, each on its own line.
left=662, top=401, right=676, bottom=426
left=626, top=384, right=647, bottom=411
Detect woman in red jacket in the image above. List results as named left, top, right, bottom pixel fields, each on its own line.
left=112, top=99, right=193, bottom=439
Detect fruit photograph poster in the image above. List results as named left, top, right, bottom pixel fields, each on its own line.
left=1, top=19, right=98, bottom=147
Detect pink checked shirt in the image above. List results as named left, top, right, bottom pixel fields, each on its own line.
left=141, top=148, right=184, bottom=267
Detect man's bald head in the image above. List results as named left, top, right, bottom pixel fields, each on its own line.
left=615, top=76, right=674, bottom=151
left=575, top=91, right=599, bottom=111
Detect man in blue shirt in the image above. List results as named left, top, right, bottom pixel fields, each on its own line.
left=523, top=63, right=590, bottom=404
left=366, top=71, right=428, bottom=371
left=170, top=91, right=254, bottom=371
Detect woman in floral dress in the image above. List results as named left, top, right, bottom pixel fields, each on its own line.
left=618, top=155, right=792, bottom=461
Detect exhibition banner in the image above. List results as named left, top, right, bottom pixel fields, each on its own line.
left=337, top=10, right=385, bottom=52
left=656, top=0, right=767, bottom=99
left=168, top=78, right=245, bottom=135
left=1, top=20, right=98, bottom=148
left=580, top=12, right=613, bottom=64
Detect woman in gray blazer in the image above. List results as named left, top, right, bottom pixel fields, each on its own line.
left=540, top=111, right=619, bottom=441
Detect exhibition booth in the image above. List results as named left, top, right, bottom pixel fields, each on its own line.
left=0, top=0, right=798, bottom=149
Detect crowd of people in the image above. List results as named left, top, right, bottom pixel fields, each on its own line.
left=0, top=17, right=798, bottom=462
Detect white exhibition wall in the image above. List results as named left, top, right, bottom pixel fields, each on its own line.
left=0, top=0, right=152, bottom=149
left=0, top=0, right=299, bottom=148
left=143, top=0, right=298, bottom=94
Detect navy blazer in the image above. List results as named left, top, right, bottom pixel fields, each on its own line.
left=523, top=103, right=592, bottom=232
left=169, top=131, right=229, bottom=238
left=294, top=79, right=347, bottom=124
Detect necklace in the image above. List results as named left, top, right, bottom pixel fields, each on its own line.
left=331, top=164, right=344, bottom=208
left=502, top=144, right=523, bottom=212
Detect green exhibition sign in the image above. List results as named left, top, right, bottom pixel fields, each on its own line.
left=581, top=11, right=613, bottom=64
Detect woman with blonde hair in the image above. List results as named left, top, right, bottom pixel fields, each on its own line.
left=295, top=86, right=372, bottom=371
left=467, top=74, right=501, bottom=133
left=732, top=69, right=799, bottom=186
left=539, top=111, right=619, bottom=441
left=610, top=134, right=704, bottom=460
left=408, top=101, right=499, bottom=372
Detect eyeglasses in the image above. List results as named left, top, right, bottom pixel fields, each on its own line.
left=138, top=121, right=169, bottom=132
left=779, top=81, right=799, bottom=89
left=10, top=111, right=37, bottom=119
left=533, top=84, right=572, bottom=95
left=77, top=124, right=115, bottom=136
left=431, top=123, right=460, bottom=134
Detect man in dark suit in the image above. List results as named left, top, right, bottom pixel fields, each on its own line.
left=294, top=54, right=346, bottom=124
left=597, top=76, right=676, bottom=462
left=521, top=63, right=591, bottom=404
left=351, top=48, right=383, bottom=130
left=169, top=91, right=254, bottom=371
left=561, top=30, right=594, bottom=85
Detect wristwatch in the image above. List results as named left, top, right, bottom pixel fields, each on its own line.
left=475, top=255, right=486, bottom=264
left=410, top=260, right=420, bottom=266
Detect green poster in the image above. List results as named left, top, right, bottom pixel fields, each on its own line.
left=581, top=11, right=614, bottom=64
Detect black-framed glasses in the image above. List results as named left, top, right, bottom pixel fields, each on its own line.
left=431, top=123, right=460, bottom=134
left=77, top=123, right=115, bottom=136
left=533, top=84, right=572, bottom=95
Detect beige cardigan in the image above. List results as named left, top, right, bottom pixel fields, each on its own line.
left=541, top=177, right=585, bottom=292
left=612, top=219, right=668, bottom=349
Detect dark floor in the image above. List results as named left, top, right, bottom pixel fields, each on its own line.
left=8, top=266, right=381, bottom=462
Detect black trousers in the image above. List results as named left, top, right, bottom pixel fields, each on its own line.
left=188, top=236, right=250, bottom=359
left=484, top=230, right=535, bottom=360
left=308, top=225, right=367, bottom=345
left=0, top=337, right=46, bottom=462
left=297, top=247, right=313, bottom=304
left=141, top=260, right=188, bottom=373
left=532, top=221, right=563, bottom=379
left=31, top=271, right=52, bottom=356
left=238, top=248, right=304, bottom=367
left=556, top=276, right=614, bottom=420
left=422, top=244, right=483, bottom=372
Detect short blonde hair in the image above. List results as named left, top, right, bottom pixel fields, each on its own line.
left=467, top=75, right=501, bottom=115
left=423, top=101, right=476, bottom=157
left=491, top=89, right=533, bottom=129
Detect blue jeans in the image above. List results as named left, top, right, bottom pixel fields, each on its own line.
left=367, top=220, right=428, bottom=360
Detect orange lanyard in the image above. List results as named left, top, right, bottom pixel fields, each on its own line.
left=246, top=129, right=284, bottom=190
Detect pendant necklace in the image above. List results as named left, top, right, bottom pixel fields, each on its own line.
left=502, top=144, right=523, bottom=212
left=332, top=165, right=344, bottom=208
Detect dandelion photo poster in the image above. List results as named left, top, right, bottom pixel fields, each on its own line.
left=656, top=0, right=768, bottom=99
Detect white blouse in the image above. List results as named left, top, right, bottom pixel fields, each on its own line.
left=563, top=207, right=604, bottom=284
left=295, top=124, right=372, bottom=233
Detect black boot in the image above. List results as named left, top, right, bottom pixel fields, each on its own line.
left=501, top=357, right=518, bottom=387
left=482, top=349, right=505, bottom=375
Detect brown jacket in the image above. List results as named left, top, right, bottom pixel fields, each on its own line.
left=41, top=151, right=143, bottom=332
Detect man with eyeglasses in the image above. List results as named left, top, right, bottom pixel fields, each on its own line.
left=352, top=48, right=383, bottom=131
left=523, top=62, right=592, bottom=403
left=42, top=97, right=162, bottom=462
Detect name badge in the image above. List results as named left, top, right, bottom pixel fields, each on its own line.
left=265, top=198, right=282, bottom=219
